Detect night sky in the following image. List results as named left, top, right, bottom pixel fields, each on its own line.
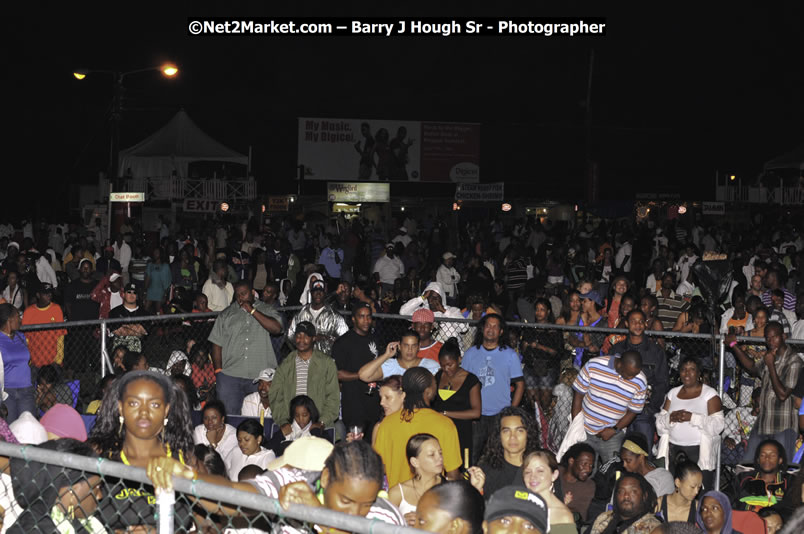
left=10, top=2, right=804, bottom=220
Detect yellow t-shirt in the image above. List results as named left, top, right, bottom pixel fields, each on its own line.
left=373, top=408, right=461, bottom=488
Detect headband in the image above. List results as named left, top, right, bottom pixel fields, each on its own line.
left=622, top=439, right=648, bottom=456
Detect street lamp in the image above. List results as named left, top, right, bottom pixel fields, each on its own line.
left=73, top=63, right=179, bottom=191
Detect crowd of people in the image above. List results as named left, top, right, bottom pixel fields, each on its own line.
left=0, top=209, right=803, bottom=533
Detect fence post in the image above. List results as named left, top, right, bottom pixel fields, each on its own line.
left=156, top=488, right=175, bottom=534
left=100, top=320, right=110, bottom=378
left=715, top=334, right=725, bottom=491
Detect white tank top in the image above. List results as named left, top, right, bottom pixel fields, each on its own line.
left=667, top=385, right=718, bottom=446
left=398, top=484, right=417, bottom=516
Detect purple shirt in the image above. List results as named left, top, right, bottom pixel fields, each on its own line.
left=0, top=331, right=32, bottom=389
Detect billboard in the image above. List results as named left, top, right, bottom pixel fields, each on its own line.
left=298, top=117, right=479, bottom=183
left=455, top=183, right=504, bottom=201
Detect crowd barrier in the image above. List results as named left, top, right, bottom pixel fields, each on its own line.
left=15, top=308, right=804, bottom=494
left=0, top=441, right=423, bottom=534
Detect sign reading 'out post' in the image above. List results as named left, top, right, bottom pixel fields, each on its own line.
left=110, top=192, right=145, bottom=202
left=268, top=196, right=289, bottom=212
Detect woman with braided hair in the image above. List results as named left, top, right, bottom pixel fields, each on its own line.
left=374, top=366, right=463, bottom=487
left=89, top=370, right=195, bottom=531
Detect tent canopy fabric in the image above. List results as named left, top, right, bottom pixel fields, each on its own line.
left=763, top=142, right=804, bottom=171
left=119, top=109, right=248, bottom=179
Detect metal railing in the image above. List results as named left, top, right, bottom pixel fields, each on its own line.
left=0, top=441, right=421, bottom=534
left=15, top=309, right=804, bottom=492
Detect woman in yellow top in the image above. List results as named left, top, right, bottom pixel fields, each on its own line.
left=88, top=370, right=196, bottom=532
left=374, top=367, right=463, bottom=488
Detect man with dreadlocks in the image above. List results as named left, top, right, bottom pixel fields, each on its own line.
left=589, top=472, right=661, bottom=534
left=476, top=406, right=541, bottom=499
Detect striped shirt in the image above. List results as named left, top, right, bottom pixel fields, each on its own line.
left=573, top=355, right=648, bottom=434
left=250, top=467, right=405, bottom=530
left=761, top=289, right=796, bottom=311
left=295, top=355, right=311, bottom=396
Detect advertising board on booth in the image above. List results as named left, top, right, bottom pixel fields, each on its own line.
left=298, top=117, right=480, bottom=183
left=110, top=192, right=145, bottom=202
left=454, top=183, right=504, bottom=201
left=327, top=182, right=390, bottom=203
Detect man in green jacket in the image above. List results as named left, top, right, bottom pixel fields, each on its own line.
left=269, top=321, right=340, bottom=434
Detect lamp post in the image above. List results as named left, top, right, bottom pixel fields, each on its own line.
left=73, top=63, right=178, bottom=191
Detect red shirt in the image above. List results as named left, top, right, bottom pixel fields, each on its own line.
left=22, top=303, right=67, bottom=367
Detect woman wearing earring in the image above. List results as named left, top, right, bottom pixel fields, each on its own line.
left=388, top=434, right=446, bottom=526
left=521, top=450, right=576, bottom=529
left=656, top=460, right=704, bottom=523
left=656, top=356, right=724, bottom=490
left=89, top=370, right=195, bottom=532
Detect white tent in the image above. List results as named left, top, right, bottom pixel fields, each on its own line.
left=119, top=109, right=248, bottom=179
left=763, top=142, right=804, bottom=171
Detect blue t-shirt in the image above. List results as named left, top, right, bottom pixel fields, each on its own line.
left=462, top=345, right=523, bottom=416
left=0, top=331, right=32, bottom=389
left=146, top=262, right=172, bottom=301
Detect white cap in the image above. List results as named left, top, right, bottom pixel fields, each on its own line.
left=9, top=412, right=48, bottom=445
left=252, top=368, right=276, bottom=384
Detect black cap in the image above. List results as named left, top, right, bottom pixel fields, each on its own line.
left=124, top=283, right=137, bottom=292
left=485, top=486, right=549, bottom=534
left=37, top=282, right=54, bottom=294
left=295, top=321, right=316, bottom=338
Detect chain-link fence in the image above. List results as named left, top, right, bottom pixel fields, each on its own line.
left=0, top=441, right=421, bottom=534
left=13, top=308, right=804, bottom=494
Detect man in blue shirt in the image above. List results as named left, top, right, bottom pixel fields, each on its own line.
left=317, top=235, right=344, bottom=285
left=462, top=313, right=525, bottom=464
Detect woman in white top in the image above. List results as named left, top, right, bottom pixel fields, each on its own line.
left=192, top=400, right=239, bottom=471
left=224, top=418, right=276, bottom=481
left=1, top=271, right=25, bottom=309
left=656, top=356, right=724, bottom=490
left=388, top=433, right=445, bottom=526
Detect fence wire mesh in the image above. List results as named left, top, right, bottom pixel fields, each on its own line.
left=12, top=308, right=804, bottom=499
left=0, top=441, right=421, bottom=534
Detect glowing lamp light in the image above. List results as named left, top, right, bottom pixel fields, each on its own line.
left=401, top=206, right=405, bottom=212
left=678, top=205, right=687, bottom=215
left=729, top=175, right=736, bottom=181
left=162, top=64, right=179, bottom=77
left=501, top=203, right=512, bottom=212
left=452, top=202, right=461, bottom=211
left=220, top=202, right=230, bottom=212
left=73, top=71, right=87, bottom=80
left=261, top=204, right=266, bottom=213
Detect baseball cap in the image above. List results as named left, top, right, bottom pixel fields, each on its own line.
left=385, top=242, right=395, bottom=249
left=7, top=241, right=20, bottom=250
left=40, top=404, right=88, bottom=442
left=9, top=412, right=48, bottom=445
left=79, top=258, right=93, bottom=269
left=485, top=486, right=549, bottom=534
left=442, top=252, right=456, bottom=260
left=109, top=273, right=122, bottom=282
left=310, top=279, right=326, bottom=292
left=411, top=308, right=435, bottom=324
left=295, top=321, right=316, bottom=338
left=124, top=283, right=137, bottom=292
left=37, top=282, right=54, bottom=294
left=399, top=227, right=407, bottom=233
left=252, top=368, right=276, bottom=384
left=579, top=290, right=603, bottom=306
left=268, top=436, right=333, bottom=471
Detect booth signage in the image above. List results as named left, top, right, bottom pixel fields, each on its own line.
left=702, top=201, right=725, bottom=215
left=454, top=183, right=504, bottom=201
left=110, top=192, right=145, bottom=202
left=183, top=198, right=220, bottom=213
left=327, top=182, right=390, bottom=203
left=268, top=196, right=290, bottom=212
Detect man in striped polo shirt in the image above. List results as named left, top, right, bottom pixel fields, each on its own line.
left=571, top=351, right=648, bottom=462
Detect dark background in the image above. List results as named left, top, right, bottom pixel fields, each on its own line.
left=9, top=2, right=804, bottom=219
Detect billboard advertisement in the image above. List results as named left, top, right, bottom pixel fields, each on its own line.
left=298, top=117, right=479, bottom=183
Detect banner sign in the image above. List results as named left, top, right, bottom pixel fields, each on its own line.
left=298, top=117, right=480, bottom=183
left=327, top=182, right=390, bottom=203
left=702, top=201, right=725, bottom=215
left=110, top=192, right=145, bottom=202
left=455, top=183, right=504, bottom=201
left=268, top=196, right=290, bottom=212
left=182, top=198, right=219, bottom=213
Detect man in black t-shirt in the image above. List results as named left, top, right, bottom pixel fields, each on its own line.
left=331, top=302, right=382, bottom=441
left=108, top=283, right=148, bottom=353
left=62, top=258, right=101, bottom=372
